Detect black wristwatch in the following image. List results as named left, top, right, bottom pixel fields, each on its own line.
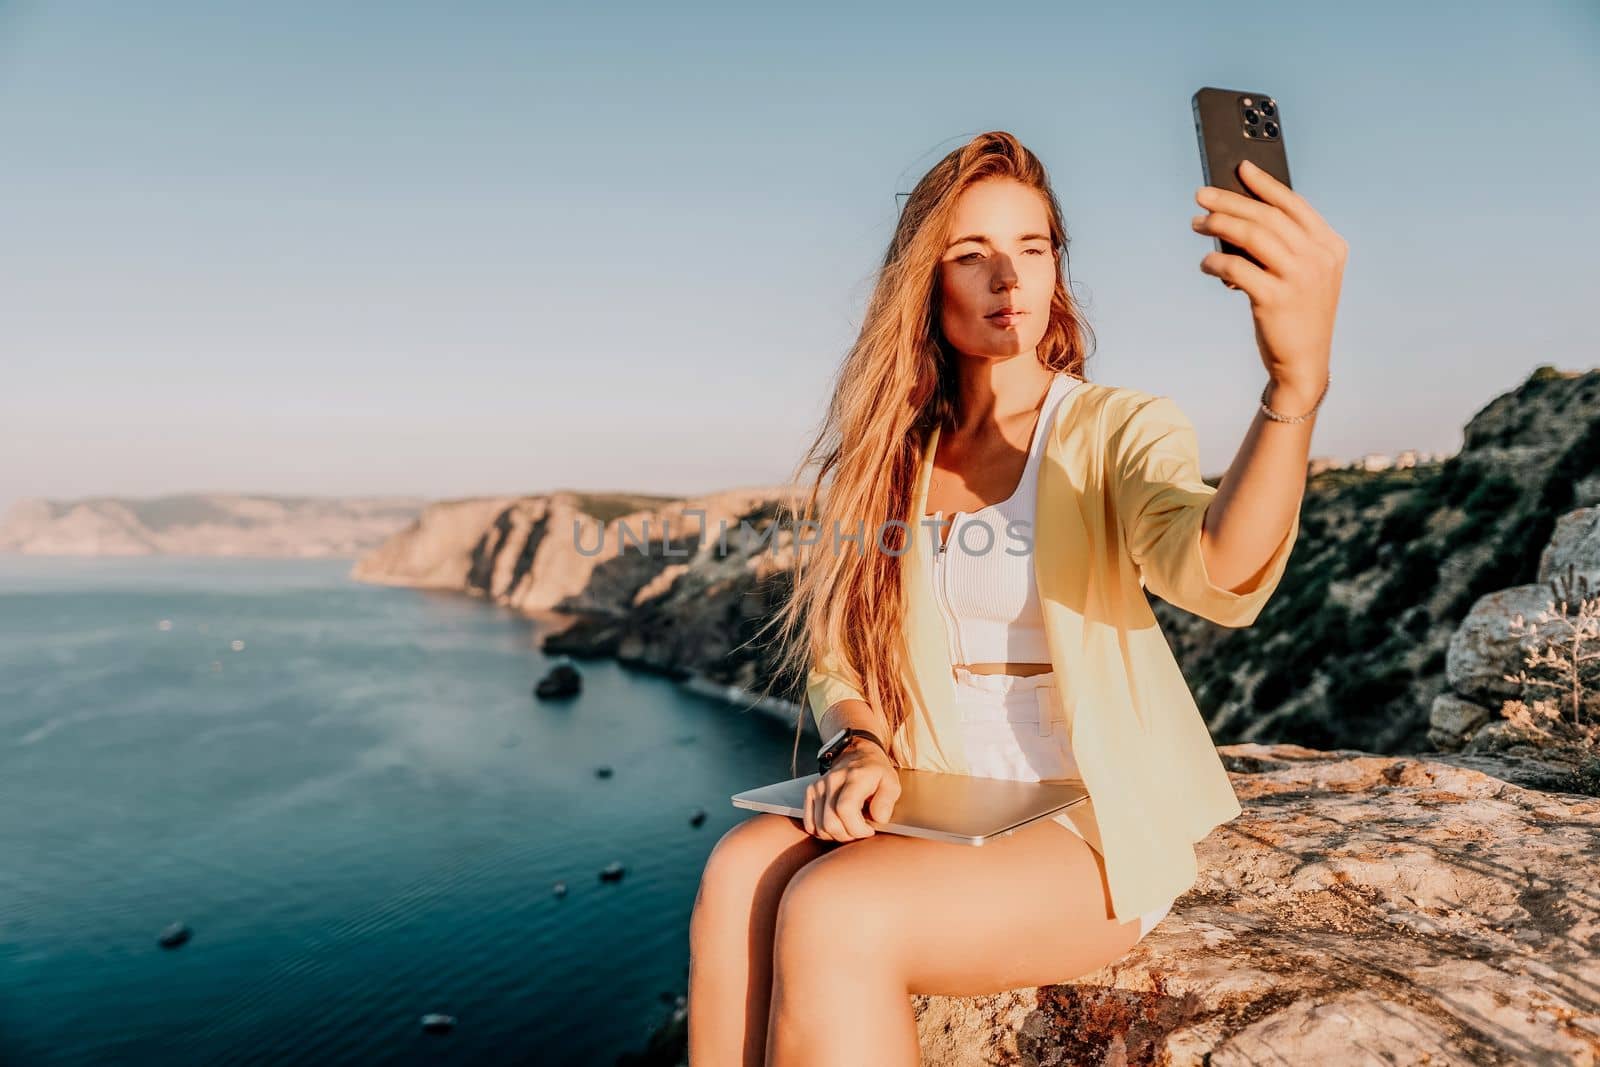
left=816, top=726, right=888, bottom=774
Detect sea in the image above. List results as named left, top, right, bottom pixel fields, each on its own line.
left=0, top=555, right=806, bottom=1066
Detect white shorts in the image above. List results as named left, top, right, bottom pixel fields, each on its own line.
left=952, top=667, right=1175, bottom=941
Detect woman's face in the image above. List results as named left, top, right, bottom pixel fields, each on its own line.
left=936, top=178, right=1057, bottom=361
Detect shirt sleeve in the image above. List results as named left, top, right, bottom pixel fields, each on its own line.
left=805, top=646, right=866, bottom=732
left=1109, top=394, right=1299, bottom=628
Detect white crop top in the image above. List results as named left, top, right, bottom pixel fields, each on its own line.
left=925, top=373, right=1082, bottom=667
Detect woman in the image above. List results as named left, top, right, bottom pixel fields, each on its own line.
left=689, top=130, right=1344, bottom=1066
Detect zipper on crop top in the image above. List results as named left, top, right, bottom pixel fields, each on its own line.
left=932, top=512, right=964, bottom=665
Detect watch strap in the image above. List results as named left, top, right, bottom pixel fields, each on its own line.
left=817, top=727, right=888, bottom=773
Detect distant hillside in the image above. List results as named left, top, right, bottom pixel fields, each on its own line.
left=0, top=493, right=431, bottom=558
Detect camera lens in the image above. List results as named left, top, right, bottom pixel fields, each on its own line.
left=1264, top=121, right=1279, bottom=138
left=1260, top=100, right=1276, bottom=117
left=1240, top=96, right=1254, bottom=107
left=1243, top=108, right=1260, bottom=124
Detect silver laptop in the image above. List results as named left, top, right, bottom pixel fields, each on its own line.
left=730, top=768, right=1088, bottom=845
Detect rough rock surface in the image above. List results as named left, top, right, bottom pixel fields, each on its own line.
left=906, top=743, right=1600, bottom=1066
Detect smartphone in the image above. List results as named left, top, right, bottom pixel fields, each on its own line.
left=1191, top=86, right=1292, bottom=271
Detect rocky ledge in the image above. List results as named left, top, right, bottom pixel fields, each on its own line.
left=928, top=743, right=1599, bottom=1065
left=633, top=743, right=1600, bottom=1066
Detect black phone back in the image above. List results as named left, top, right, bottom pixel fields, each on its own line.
left=1191, top=87, right=1292, bottom=266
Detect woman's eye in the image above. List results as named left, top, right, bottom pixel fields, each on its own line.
left=956, top=249, right=1047, bottom=262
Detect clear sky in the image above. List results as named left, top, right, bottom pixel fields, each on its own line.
left=2, top=1, right=1596, bottom=514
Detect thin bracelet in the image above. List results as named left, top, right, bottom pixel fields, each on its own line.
left=1260, top=374, right=1330, bottom=424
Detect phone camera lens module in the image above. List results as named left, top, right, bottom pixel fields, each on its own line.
left=1260, top=100, right=1276, bottom=117
left=1243, top=108, right=1260, bottom=124
left=1264, top=121, right=1279, bottom=138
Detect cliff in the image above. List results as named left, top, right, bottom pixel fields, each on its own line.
left=351, top=485, right=811, bottom=698
left=0, top=492, right=428, bottom=558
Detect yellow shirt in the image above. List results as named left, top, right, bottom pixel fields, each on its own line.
left=806, top=380, right=1300, bottom=922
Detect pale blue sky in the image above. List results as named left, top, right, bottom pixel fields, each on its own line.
left=2, top=1, right=1596, bottom=514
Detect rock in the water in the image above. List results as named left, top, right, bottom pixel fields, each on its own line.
left=689, top=807, right=707, bottom=827
left=419, top=1013, right=455, bottom=1034
left=534, top=663, right=582, bottom=699
left=599, top=861, right=626, bottom=883
left=595, top=765, right=613, bottom=779
left=551, top=881, right=567, bottom=898
left=157, top=921, right=191, bottom=949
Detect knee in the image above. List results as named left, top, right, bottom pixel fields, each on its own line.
left=691, top=815, right=803, bottom=939
left=771, top=858, right=889, bottom=973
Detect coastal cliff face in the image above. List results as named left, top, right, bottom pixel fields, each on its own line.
left=0, top=493, right=428, bottom=557
left=352, top=486, right=810, bottom=695
left=347, top=495, right=529, bottom=591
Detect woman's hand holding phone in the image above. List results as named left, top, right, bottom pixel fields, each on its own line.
left=803, top=741, right=901, bottom=843
left=1192, top=159, right=1345, bottom=401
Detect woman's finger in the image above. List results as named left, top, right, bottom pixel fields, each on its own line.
left=809, top=780, right=832, bottom=841
left=867, top=776, right=901, bottom=824
left=1200, top=250, right=1277, bottom=302
left=1196, top=183, right=1303, bottom=252
left=814, top=772, right=842, bottom=841
left=818, top=777, right=851, bottom=840
left=1235, top=160, right=1343, bottom=248
left=1192, top=211, right=1295, bottom=276
left=831, top=776, right=877, bottom=839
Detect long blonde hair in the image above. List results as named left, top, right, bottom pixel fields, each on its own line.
left=757, top=130, right=1096, bottom=775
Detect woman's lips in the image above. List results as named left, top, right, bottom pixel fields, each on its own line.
left=986, top=311, right=1024, bottom=328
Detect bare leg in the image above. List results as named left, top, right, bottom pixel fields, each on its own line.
left=766, top=818, right=1145, bottom=1066
left=688, top=812, right=837, bottom=1066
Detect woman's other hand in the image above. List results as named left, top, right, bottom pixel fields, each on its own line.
left=802, top=741, right=900, bottom=843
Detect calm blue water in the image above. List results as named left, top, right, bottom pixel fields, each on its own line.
left=0, top=556, right=804, bottom=1066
